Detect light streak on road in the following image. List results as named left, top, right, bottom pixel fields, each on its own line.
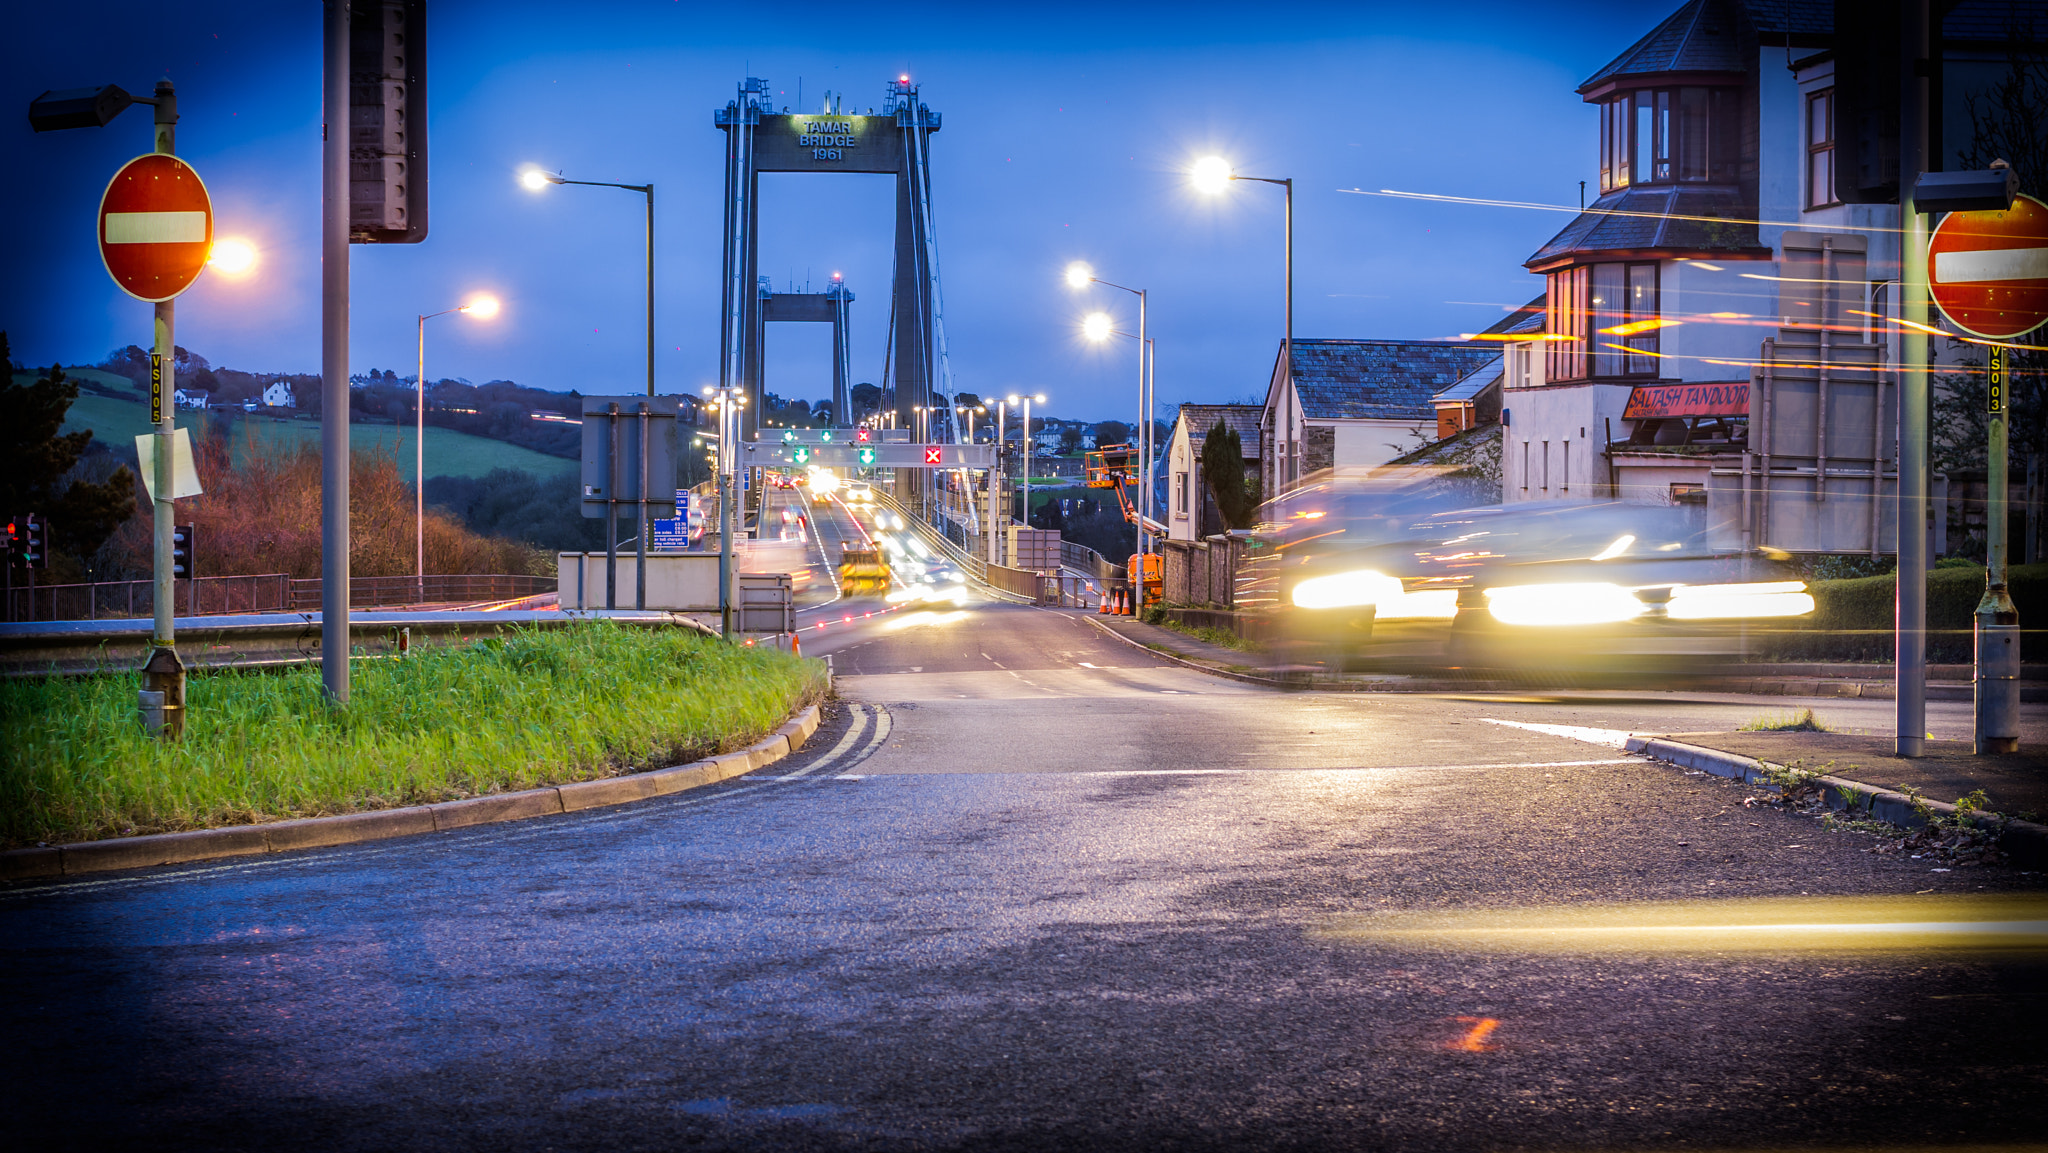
left=1318, top=896, right=2048, bottom=955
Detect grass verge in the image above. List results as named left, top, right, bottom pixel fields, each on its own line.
left=0, top=621, right=824, bottom=849
left=1740, top=708, right=1832, bottom=732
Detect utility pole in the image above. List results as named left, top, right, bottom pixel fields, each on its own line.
left=1895, top=0, right=1930, bottom=757
left=147, top=81, right=184, bottom=734
left=1976, top=344, right=2020, bottom=752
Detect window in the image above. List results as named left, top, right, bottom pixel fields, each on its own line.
left=1553, top=261, right=1660, bottom=381
left=1807, top=89, right=1836, bottom=209
left=1521, top=441, right=1530, bottom=492
left=1175, top=470, right=1189, bottom=518
left=1541, top=441, right=1551, bottom=491
left=1599, top=87, right=1736, bottom=192
left=1562, top=441, right=1571, bottom=492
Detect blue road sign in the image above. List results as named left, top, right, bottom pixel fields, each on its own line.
left=651, top=518, right=692, bottom=549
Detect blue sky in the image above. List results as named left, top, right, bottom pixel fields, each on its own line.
left=4, top=0, right=1658, bottom=422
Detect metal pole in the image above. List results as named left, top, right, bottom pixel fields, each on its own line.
left=147, top=81, right=183, bottom=711
left=1284, top=177, right=1294, bottom=492
left=321, top=2, right=351, bottom=704
left=644, top=185, right=655, bottom=562
left=1137, top=288, right=1149, bottom=557
left=990, top=402, right=1003, bottom=565
left=606, top=403, right=619, bottom=610
left=636, top=402, right=649, bottom=611
left=416, top=313, right=426, bottom=601
left=1897, top=0, right=1929, bottom=756
left=720, top=394, right=735, bottom=639
left=1976, top=345, right=2020, bottom=752
left=1023, top=398, right=1033, bottom=537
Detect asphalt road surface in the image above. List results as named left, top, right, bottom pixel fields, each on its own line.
left=5, top=532, right=2045, bottom=1151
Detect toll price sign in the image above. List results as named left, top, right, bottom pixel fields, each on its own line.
left=651, top=518, right=691, bottom=549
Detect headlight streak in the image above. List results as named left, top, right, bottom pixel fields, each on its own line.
left=1665, top=580, right=1815, bottom=620
left=1483, top=582, right=1646, bottom=626
left=1591, top=534, right=1635, bottom=561
left=1289, top=570, right=1459, bottom=618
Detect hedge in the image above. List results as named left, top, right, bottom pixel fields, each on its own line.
left=1754, top=562, right=2048, bottom=663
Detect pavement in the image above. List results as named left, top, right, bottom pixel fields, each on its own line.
left=6, top=536, right=2048, bottom=1151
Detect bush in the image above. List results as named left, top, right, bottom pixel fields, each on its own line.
left=1755, top=562, right=2048, bottom=663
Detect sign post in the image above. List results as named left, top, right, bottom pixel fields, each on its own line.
left=1929, top=194, right=2046, bottom=755
left=91, top=86, right=210, bottom=737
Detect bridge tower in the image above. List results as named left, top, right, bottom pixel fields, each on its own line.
left=716, top=78, right=949, bottom=441
left=755, top=272, right=854, bottom=425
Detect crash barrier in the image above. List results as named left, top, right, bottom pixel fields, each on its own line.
left=0, top=608, right=714, bottom=678
left=1060, top=540, right=1126, bottom=583
left=2, top=573, right=557, bottom=624
left=984, top=563, right=1046, bottom=602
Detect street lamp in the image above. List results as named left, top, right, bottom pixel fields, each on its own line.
left=1067, top=263, right=1153, bottom=556
left=1193, top=156, right=1292, bottom=489
left=207, top=237, right=259, bottom=276
left=523, top=166, right=658, bottom=543
left=415, top=295, right=499, bottom=597
left=702, top=384, right=747, bottom=638
left=1006, top=392, right=1047, bottom=548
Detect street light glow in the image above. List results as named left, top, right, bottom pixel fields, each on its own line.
left=520, top=168, right=562, bottom=191
left=1191, top=155, right=1233, bottom=193
left=1064, top=261, right=1093, bottom=289
left=207, top=237, right=258, bottom=276
left=1083, top=312, right=1113, bottom=341
left=463, top=295, right=501, bottom=319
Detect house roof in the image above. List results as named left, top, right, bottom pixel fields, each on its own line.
left=1524, top=184, right=1768, bottom=269
left=1282, top=340, right=1502, bottom=422
left=1469, top=294, right=1548, bottom=339
left=1174, top=403, right=1262, bottom=461
left=1581, top=0, right=1831, bottom=95
left=1431, top=357, right=1504, bottom=406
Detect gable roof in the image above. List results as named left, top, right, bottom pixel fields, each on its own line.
left=1432, top=357, right=1504, bottom=405
left=1173, top=403, right=1262, bottom=461
left=1279, top=339, right=1502, bottom=422
left=1581, top=0, right=1830, bottom=96
left=1524, top=185, right=1769, bottom=270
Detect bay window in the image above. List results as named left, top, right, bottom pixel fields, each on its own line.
left=1597, top=86, right=1738, bottom=192
left=1547, top=261, right=1661, bottom=381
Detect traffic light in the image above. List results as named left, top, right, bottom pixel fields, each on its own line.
left=20, top=514, right=48, bottom=569
left=855, top=427, right=871, bottom=443
left=857, top=447, right=877, bottom=467
left=3, top=518, right=18, bottom=564
left=349, top=0, right=429, bottom=244
left=172, top=523, right=195, bottom=578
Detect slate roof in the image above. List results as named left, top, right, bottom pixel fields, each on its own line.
left=1944, top=0, right=2048, bottom=42
left=1432, top=357, right=1504, bottom=406
left=1524, top=185, right=1767, bottom=269
left=1580, top=0, right=1831, bottom=94
left=1285, top=340, right=1501, bottom=422
left=1175, top=403, right=1262, bottom=461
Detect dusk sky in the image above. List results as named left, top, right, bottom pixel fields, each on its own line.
left=6, top=0, right=1655, bottom=422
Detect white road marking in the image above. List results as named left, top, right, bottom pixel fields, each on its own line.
left=1480, top=718, right=1637, bottom=748
left=780, top=706, right=871, bottom=779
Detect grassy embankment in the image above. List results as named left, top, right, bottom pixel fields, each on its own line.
left=42, top=375, right=576, bottom=483
left=0, top=622, right=824, bottom=849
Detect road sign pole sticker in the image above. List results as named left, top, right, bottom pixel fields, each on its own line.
left=1928, top=192, right=2048, bottom=340
left=98, top=153, right=214, bottom=303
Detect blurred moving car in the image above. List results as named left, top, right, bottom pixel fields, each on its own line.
left=1240, top=473, right=1813, bottom=679
left=845, top=481, right=874, bottom=504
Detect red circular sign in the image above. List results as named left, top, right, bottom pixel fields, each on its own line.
left=1928, top=191, right=2048, bottom=340
left=97, top=153, right=213, bottom=303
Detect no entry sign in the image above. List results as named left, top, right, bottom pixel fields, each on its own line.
left=1928, top=191, right=2048, bottom=340
left=98, top=153, right=213, bottom=302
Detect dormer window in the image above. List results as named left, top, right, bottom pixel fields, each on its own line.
left=1598, top=86, right=1739, bottom=191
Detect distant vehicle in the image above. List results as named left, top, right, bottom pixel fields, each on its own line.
left=845, top=481, right=874, bottom=503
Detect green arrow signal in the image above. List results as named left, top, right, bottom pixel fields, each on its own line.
left=820, top=430, right=833, bottom=442
left=858, top=447, right=876, bottom=466
left=793, top=447, right=811, bottom=465
left=782, top=429, right=797, bottom=443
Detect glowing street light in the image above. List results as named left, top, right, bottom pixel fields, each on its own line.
left=1193, top=154, right=1295, bottom=489
left=1068, top=261, right=1155, bottom=554
left=415, top=295, right=501, bottom=592
left=207, top=237, right=258, bottom=276
left=1064, top=261, right=1094, bottom=289
left=1082, top=311, right=1114, bottom=342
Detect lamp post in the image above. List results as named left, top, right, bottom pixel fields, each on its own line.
left=702, top=385, right=745, bottom=638
left=414, top=295, right=499, bottom=600
left=523, top=167, right=657, bottom=549
left=1067, top=263, right=1153, bottom=556
left=955, top=403, right=984, bottom=536
left=1007, top=393, right=1047, bottom=544
left=1193, top=157, right=1291, bottom=491
left=990, top=398, right=1008, bottom=564
left=1082, top=315, right=1155, bottom=545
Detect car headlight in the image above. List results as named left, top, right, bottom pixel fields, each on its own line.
left=1484, top=582, right=1645, bottom=626
left=1291, top=570, right=1404, bottom=610
left=1665, top=581, right=1814, bottom=620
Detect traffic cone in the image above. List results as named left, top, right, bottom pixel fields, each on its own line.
left=1098, top=595, right=1110, bottom=614
left=791, top=630, right=801, bottom=657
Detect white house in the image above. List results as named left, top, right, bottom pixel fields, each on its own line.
left=262, top=380, right=297, bottom=408
left=1259, top=339, right=1501, bottom=498
left=1163, top=404, right=1262, bottom=542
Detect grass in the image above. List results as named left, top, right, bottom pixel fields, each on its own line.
left=0, top=622, right=824, bottom=849
left=1739, top=708, right=1832, bottom=733
left=55, top=390, right=576, bottom=482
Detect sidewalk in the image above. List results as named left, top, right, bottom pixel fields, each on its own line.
left=1656, top=730, right=2048, bottom=817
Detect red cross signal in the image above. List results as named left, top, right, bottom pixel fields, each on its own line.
left=925, top=445, right=943, bottom=465
left=855, top=427, right=871, bottom=443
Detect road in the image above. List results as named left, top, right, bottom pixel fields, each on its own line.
left=4, top=508, right=2044, bottom=1151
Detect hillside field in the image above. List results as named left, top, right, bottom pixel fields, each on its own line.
left=38, top=380, right=576, bottom=483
